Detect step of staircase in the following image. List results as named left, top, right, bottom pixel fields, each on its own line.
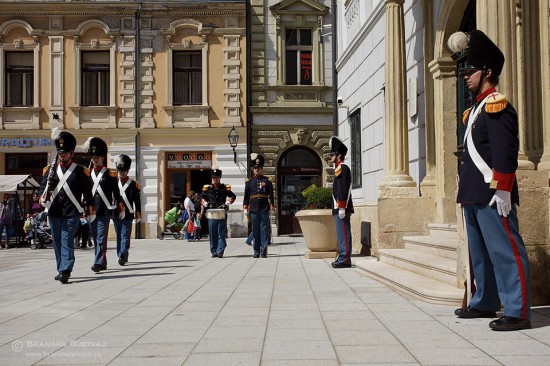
left=378, top=248, right=458, bottom=286
left=428, top=223, right=459, bottom=240
left=403, top=235, right=459, bottom=259
left=355, top=258, right=463, bottom=306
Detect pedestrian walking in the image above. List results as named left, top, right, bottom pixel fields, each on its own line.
left=448, top=29, right=531, bottom=331
left=183, top=191, right=196, bottom=241
left=329, top=137, right=354, bottom=268
left=84, top=137, right=124, bottom=273
left=243, top=154, right=274, bottom=258
left=113, top=154, right=141, bottom=266
left=38, top=129, right=95, bottom=283
left=200, top=167, right=236, bottom=258
left=0, top=194, right=14, bottom=249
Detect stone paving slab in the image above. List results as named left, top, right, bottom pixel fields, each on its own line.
left=0, top=236, right=549, bottom=365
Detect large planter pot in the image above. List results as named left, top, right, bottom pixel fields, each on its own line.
left=295, top=209, right=337, bottom=259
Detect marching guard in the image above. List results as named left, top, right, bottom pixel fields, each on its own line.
left=200, top=167, right=236, bottom=258
left=113, top=154, right=141, bottom=266
left=243, top=154, right=274, bottom=258
left=84, top=137, right=124, bottom=273
left=39, top=129, right=95, bottom=284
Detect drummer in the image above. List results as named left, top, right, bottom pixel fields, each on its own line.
left=200, top=167, right=236, bottom=258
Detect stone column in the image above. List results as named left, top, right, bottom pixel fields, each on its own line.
left=420, top=0, right=436, bottom=195
left=429, top=57, right=458, bottom=223
left=379, top=0, right=416, bottom=197
left=478, top=1, right=533, bottom=169
left=537, top=0, right=550, bottom=170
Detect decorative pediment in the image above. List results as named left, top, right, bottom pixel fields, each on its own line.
left=270, top=0, right=329, bottom=16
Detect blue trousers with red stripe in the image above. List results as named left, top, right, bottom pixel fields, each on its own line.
left=91, top=215, right=111, bottom=267
left=464, top=203, right=531, bottom=319
left=333, top=213, right=352, bottom=265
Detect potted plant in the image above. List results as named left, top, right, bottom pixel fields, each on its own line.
left=295, top=187, right=338, bottom=258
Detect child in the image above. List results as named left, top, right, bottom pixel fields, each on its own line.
left=192, top=214, right=201, bottom=241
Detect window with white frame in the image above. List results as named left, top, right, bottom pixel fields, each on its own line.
left=285, top=28, right=313, bottom=85
left=5, top=52, right=33, bottom=106
left=350, top=109, right=362, bottom=189
left=173, top=51, right=202, bottom=105
left=81, top=51, right=110, bottom=106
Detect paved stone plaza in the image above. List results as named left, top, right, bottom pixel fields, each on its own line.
left=0, top=236, right=549, bottom=365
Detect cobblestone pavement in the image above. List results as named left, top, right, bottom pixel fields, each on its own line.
left=0, top=236, right=549, bottom=365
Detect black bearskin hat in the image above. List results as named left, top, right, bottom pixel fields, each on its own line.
left=52, top=128, right=77, bottom=153
left=211, top=166, right=222, bottom=178
left=116, top=154, right=131, bottom=172
left=447, top=30, right=505, bottom=77
left=250, top=153, right=265, bottom=168
left=329, top=136, right=348, bottom=157
left=83, top=137, right=108, bottom=157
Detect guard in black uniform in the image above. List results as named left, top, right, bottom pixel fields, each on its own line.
left=39, top=129, right=95, bottom=284
left=200, top=167, right=236, bottom=258
left=448, top=30, right=531, bottom=331
left=83, top=137, right=125, bottom=273
left=329, top=136, right=354, bottom=268
left=113, top=154, right=141, bottom=266
left=243, top=154, right=274, bottom=258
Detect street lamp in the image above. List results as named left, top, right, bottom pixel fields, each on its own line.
left=228, top=126, right=239, bottom=164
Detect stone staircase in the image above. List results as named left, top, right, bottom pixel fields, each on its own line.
left=355, top=223, right=463, bottom=305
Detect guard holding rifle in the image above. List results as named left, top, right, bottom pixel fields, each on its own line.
left=448, top=30, right=531, bottom=331
left=200, top=167, right=236, bottom=258
left=84, top=137, right=125, bottom=273
left=243, top=154, right=274, bottom=258
left=39, top=129, right=95, bottom=284
left=113, top=154, right=141, bottom=266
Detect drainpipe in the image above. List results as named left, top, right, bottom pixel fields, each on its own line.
left=135, top=1, right=142, bottom=238
left=246, top=0, right=252, bottom=178
left=332, top=0, right=338, bottom=135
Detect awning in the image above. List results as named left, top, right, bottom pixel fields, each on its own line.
left=0, top=175, right=40, bottom=193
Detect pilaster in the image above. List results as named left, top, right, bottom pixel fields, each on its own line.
left=378, top=0, right=416, bottom=196
left=537, top=0, right=550, bottom=170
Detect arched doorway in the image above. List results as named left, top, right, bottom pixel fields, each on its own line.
left=277, top=146, right=322, bottom=235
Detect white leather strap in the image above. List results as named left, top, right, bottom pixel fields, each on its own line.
left=50, top=164, right=84, bottom=213
left=464, top=97, right=493, bottom=183
left=92, top=168, right=116, bottom=210
left=118, top=179, right=135, bottom=214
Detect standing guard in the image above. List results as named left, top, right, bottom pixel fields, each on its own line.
left=39, top=128, right=95, bottom=284
left=113, top=154, right=141, bottom=266
left=200, top=167, right=236, bottom=258
left=243, top=154, right=274, bottom=258
left=329, top=136, right=354, bottom=268
left=84, top=137, right=124, bottom=273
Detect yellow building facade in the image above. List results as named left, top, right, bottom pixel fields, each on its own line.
left=0, top=1, right=247, bottom=239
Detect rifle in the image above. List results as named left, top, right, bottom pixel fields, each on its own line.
left=40, top=153, right=59, bottom=208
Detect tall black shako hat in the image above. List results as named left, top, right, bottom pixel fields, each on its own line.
left=329, top=136, right=347, bottom=157
left=250, top=153, right=264, bottom=168
left=211, top=166, right=222, bottom=178
left=83, top=137, right=108, bottom=157
left=447, top=30, right=504, bottom=76
left=116, top=154, right=131, bottom=172
left=52, top=127, right=77, bottom=153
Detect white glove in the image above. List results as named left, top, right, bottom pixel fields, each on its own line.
left=243, top=209, right=248, bottom=215
left=489, top=190, right=511, bottom=217
left=119, top=211, right=126, bottom=220
left=225, top=198, right=232, bottom=205
left=86, top=214, right=96, bottom=223
left=338, top=208, right=346, bottom=220
left=202, top=201, right=208, bottom=208
left=135, top=218, right=141, bottom=223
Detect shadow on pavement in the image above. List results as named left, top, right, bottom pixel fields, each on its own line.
left=70, top=272, right=174, bottom=283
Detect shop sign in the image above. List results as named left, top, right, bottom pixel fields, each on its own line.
left=167, top=151, right=212, bottom=169
left=0, top=137, right=53, bottom=148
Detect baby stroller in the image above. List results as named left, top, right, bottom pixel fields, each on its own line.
left=160, top=206, right=184, bottom=240
left=28, top=211, right=52, bottom=250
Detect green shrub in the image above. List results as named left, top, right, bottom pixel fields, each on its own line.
left=305, top=187, right=333, bottom=209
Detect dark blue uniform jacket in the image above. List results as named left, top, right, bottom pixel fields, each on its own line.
left=89, top=168, right=123, bottom=217
left=332, top=161, right=354, bottom=215
left=119, top=179, right=141, bottom=221
left=243, top=175, right=274, bottom=213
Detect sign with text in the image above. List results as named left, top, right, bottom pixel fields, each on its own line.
left=300, top=52, right=312, bottom=85
left=167, top=151, right=212, bottom=169
left=0, top=137, right=53, bottom=148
